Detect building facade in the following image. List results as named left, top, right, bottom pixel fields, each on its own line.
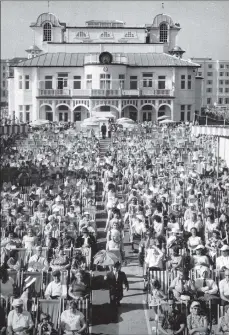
left=1, top=58, right=27, bottom=108
left=191, top=58, right=229, bottom=109
left=8, top=12, right=200, bottom=123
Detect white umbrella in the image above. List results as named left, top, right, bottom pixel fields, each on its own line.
left=117, top=118, right=135, bottom=124
left=157, top=115, right=169, bottom=121
left=81, top=122, right=99, bottom=127
left=83, top=117, right=100, bottom=123
left=30, top=120, right=51, bottom=126
left=122, top=123, right=138, bottom=129
left=159, top=119, right=176, bottom=124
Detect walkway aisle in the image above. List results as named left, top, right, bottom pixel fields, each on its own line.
left=91, top=137, right=151, bottom=335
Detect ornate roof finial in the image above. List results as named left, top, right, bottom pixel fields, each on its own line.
left=162, top=2, right=164, bottom=12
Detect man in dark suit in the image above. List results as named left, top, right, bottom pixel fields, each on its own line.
left=104, top=261, right=129, bottom=306
left=101, top=123, right=107, bottom=139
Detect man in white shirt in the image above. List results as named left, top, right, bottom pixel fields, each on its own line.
left=216, top=245, right=229, bottom=271
left=45, top=270, right=66, bottom=299
left=27, top=246, right=49, bottom=272
left=7, top=299, right=34, bottom=335
left=219, top=269, right=229, bottom=306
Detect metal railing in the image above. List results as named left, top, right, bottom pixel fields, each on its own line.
left=38, top=88, right=173, bottom=97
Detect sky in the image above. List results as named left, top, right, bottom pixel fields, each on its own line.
left=1, top=0, right=229, bottom=60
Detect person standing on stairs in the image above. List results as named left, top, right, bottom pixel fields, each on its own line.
left=101, top=123, right=107, bottom=139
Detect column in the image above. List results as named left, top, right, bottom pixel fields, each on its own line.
left=70, top=100, right=74, bottom=122
left=52, top=100, right=57, bottom=122
left=118, top=99, right=122, bottom=119
left=137, top=100, right=141, bottom=122
left=89, top=99, right=92, bottom=117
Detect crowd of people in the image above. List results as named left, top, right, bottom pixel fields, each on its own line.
left=0, top=119, right=229, bottom=335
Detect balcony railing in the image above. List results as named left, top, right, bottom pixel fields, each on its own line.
left=38, top=88, right=173, bottom=97
left=91, top=89, right=121, bottom=97
left=39, top=89, right=71, bottom=96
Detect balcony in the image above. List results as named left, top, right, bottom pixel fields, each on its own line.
left=140, top=88, right=172, bottom=96
left=37, top=88, right=173, bottom=98
left=38, top=89, right=71, bottom=96
left=72, top=89, right=91, bottom=96
left=91, top=89, right=121, bottom=97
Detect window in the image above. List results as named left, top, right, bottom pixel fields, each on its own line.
left=226, top=72, right=229, bottom=77
left=100, top=74, right=111, bottom=89
left=226, top=65, right=229, bottom=69
left=181, top=75, right=185, bottom=89
left=73, top=76, right=81, bottom=89
left=218, top=98, right=223, bottom=104
left=207, top=80, right=212, bottom=85
left=86, top=74, right=92, bottom=89
left=206, top=88, right=212, bottom=93
left=219, top=80, right=224, bottom=85
left=220, top=64, right=224, bottom=69
left=207, top=98, right=212, bottom=105
left=101, top=106, right=110, bottom=112
left=208, top=64, right=212, bottom=68
left=57, top=73, right=68, bottom=89
left=74, top=112, right=81, bottom=121
left=187, top=105, right=191, bottom=121
left=2, top=81, right=5, bottom=87
left=19, top=105, right=23, bottom=111
left=26, top=111, right=30, bottom=122
left=25, top=75, right=30, bottom=89
left=75, top=31, right=88, bottom=39
left=225, top=80, right=229, bottom=85
left=130, top=76, right=138, bottom=90
left=3, top=66, right=5, bottom=70
left=180, top=105, right=185, bottom=121
left=207, top=72, right=213, bottom=76
left=19, top=75, right=23, bottom=89
left=159, top=23, right=168, bottom=42
left=225, top=88, right=229, bottom=93
left=100, top=31, right=113, bottom=39
left=225, top=98, right=229, bottom=104
left=19, top=112, right=23, bottom=122
left=198, top=72, right=202, bottom=76
left=3, top=73, right=5, bottom=78
left=45, top=76, right=53, bottom=89
left=218, top=88, right=223, bottom=93
left=158, top=76, right=166, bottom=89
left=119, top=74, right=125, bottom=89
left=143, top=73, right=153, bottom=88
left=124, top=31, right=135, bottom=38
left=188, top=75, right=192, bottom=89
left=220, top=72, right=224, bottom=77
left=43, top=22, right=52, bottom=42
left=2, top=91, right=5, bottom=97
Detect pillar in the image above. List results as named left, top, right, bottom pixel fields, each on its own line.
left=118, top=99, right=122, bottom=119
left=52, top=101, right=57, bottom=122
left=89, top=99, right=92, bottom=117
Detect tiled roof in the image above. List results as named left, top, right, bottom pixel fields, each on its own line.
left=14, top=52, right=200, bottom=67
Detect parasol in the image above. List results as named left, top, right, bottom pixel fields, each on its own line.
left=116, top=118, right=135, bottom=124
left=93, top=250, right=120, bottom=266
left=122, top=123, right=138, bottom=129
left=30, top=120, right=51, bottom=126
left=157, top=115, right=169, bottom=121
left=82, top=117, right=100, bottom=123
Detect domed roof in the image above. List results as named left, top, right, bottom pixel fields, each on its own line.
left=30, top=13, right=65, bottom=28
left=152, top=14, right=175, bottom=27
left=171, top=46, right=185, bottom=52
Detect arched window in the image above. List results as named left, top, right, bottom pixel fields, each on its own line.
left=43, top=22, right=52, bottom=42
left=159, top=23, right=168, bottom=42
left=100, top=31, right=113, bottom=39
left=124, top=31, right=136, bottom=38
left=76, top=31, right=88, bottom=39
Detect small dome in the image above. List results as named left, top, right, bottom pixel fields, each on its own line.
left=25, top=45, right=42, bottom=53
left=171, top=46, right=184, bottom=52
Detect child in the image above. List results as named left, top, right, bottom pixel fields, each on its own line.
left=149, top=279, right=167, bottom=321
left=37, top=313, right=54, bottom=335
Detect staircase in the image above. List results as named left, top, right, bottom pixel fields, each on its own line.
left=99, top=138, right=111, bottom=159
